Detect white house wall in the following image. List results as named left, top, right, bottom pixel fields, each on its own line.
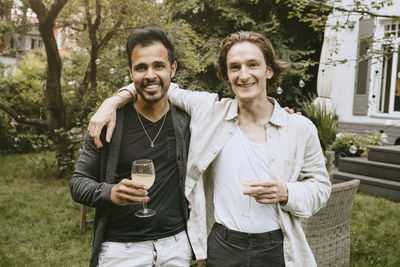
left=327, top=0, right=400, bottom=126
left=329, top=12, right=360, bottom=123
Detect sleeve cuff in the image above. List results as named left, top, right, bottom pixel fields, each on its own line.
left=281, top=182, right=295, bottom=210
left=118, top=83, right=136, bottom=96
left=100, top=182, right=114, bottom=204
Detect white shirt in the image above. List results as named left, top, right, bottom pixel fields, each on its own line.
left=212, top=127, right=280, bottom=233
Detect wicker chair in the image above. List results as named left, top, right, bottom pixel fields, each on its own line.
left=301, top=179, right=360, bottom=267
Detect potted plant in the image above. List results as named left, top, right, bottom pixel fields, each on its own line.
left=332, top=131, right=383, bottom=162
left=301, top=97, right=338, bottom=173
left=332, top=132, right=365, bottom=160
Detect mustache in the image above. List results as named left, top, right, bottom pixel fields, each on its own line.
left=140, top=79, right=163, bottom=87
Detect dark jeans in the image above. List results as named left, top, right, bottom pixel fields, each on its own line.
left=207, top=223, right=285, bottom=267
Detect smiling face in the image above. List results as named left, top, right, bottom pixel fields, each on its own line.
left=129, top=42, right=177, bottom=104
left=226, top=41, right=273, bottom=101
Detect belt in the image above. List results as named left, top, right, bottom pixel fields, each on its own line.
left=213, top=223, right=283, bottom=244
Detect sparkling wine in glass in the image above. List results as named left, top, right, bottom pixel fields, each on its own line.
left=131, top=159, right=156, bottom=218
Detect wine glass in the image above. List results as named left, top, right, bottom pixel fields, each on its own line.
left=238, top=167, right=258, bottom=217
left=131, top=159, right=156, bottom=218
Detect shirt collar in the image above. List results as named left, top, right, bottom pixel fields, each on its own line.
left=268, top=98, right=287, bottom=127
left=225, top=97, right=239, bottom=121
left=225, top=97, right=287, bottom=127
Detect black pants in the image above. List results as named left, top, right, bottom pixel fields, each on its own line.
left=207, top=223, right=285, bottom=267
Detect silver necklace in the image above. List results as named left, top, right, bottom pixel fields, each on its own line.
left=135, top=109, right=167, bottom=148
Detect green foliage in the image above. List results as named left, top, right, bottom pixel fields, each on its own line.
left=0, top=52, right=48, bottom=153
left=332, top=131, right=382, bottom=157
left=1, top=0, right=325, bottom=168
left=61, top=48, right=129, bottom=124
left=364, top=131, right=382, bottom=148
left=165, top=0, right=322, bottom=106
left=301, top=97, right=338, bottom=150
left=0, top=19, right=13, bottom=36
left=0, top=0, right=207, bottom=171
left=333, top=132, right=365, bottom=152
left=0, top=51, right=46, bottom=115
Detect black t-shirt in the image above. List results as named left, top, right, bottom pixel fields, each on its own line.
left=103, top=104, right=185, bottom=242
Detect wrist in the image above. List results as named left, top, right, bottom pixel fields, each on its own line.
left=110, top=185, right=118, bottom=204
left=279, top=183, right=288, bottom=203
left=104, top=95, right=125, bottom=109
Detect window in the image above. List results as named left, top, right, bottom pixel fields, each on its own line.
left=65, top=28, right=69, bottom=47
left=384, top=23, right=400, bottom=38
left=378, top=23, right=400, bottom=113
left=57, top=28, right=63, bottom=49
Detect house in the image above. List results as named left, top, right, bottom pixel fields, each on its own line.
left=318, top=0, right=400, bottom=144
left=0, top=13, right=75, bottom=65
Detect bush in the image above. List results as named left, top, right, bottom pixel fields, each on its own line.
left=0, top=52, right=48, bottom=154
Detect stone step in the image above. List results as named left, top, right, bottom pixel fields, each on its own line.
left=338, top=157, right=400, bottom=182
left=368, top=145, right=400, bottom=165
left=332, top=170, right=400, bottom=202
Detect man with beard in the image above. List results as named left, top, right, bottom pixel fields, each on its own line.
left=70, top=27, right=192, bottom=267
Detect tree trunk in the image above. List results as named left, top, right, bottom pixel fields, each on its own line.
left=29, top=0, right=70, bottom=171
left=0, top=0, right=13, bottom=52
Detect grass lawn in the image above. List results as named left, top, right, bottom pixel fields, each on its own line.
left=0, top=152, right=94, bottom=267
left=0, top=152, right=399, bottom=266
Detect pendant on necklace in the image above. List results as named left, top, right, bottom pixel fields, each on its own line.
left=150, top=142, right=155, bottom=148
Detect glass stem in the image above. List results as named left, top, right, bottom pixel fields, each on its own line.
left=142, top=202, right=148, bottom=213
left=249, top=196, right=252, bottom=211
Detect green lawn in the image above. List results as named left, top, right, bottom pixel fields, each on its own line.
left=0, top=153, right=94, bottom=267
left=0, top=152, right=399, bottom=266
left=350, top=193, right=400, bottom=266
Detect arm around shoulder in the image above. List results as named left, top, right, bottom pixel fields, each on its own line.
left=168, top=83, right=221, bottom=116
left=88, top=83, right=135, bottom=148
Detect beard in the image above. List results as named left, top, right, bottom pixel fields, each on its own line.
left=136, top=80, right=168, bottom=104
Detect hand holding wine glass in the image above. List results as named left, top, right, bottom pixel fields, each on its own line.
left=243, top=163, right=289, bottom=205
left=238, top=168, right=259, bottom=217
left=110, top=178, right=149, bottom=206
left=131, top=159, right=156, bottom=217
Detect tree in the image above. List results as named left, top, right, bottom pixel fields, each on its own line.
left=0, top=0, right=71, bottom=170
left=0, top=0, right=205, bottom=173
left=165, top=0, right=323, bottom=108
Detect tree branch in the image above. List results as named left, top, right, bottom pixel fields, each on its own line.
left=83, top=0, right=93, bottom=28
left=28, top=0, right=47, bottom=20
left=93, top=0, right=102, bottom=31
left=307, top=0, right=400, bottom=19
left=333, top=5, right=399, bottom=19
left=0, top=101, right=48, bottom=127
left=47, top=0, right=69, bottom=23
left=98, top=3, right=126, bottom=49
left=84, top=0, right=99, bottom=48
left=99, top=17, right=123, bottom=49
